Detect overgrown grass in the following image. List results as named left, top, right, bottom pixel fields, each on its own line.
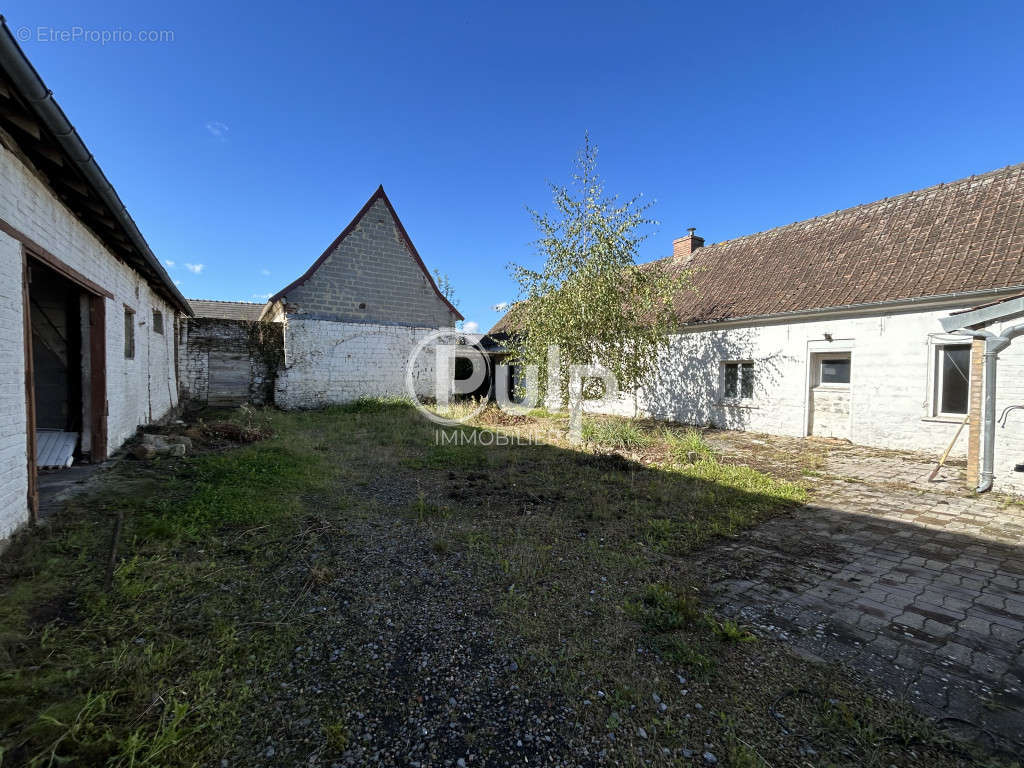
left=0, top=409, right=332, bottom=766
left=0, top=402, right=1012, bottom=768
left=664, top=426, right=716, bottom=462
left=583, top=417, right=653, bottom=450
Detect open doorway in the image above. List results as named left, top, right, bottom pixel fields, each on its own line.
left=29, top=261, right=83, bottom=462
left=23, top=251, right=108, bottom=520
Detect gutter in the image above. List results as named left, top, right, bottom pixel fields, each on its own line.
left=678, top=286, right=1024, bottom=332
left=0, top=17, right=193, bottom=316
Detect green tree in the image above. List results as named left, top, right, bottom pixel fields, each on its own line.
left=432, top=269, right=458, bottom=308
left=505, top=135, right=689, bottom=441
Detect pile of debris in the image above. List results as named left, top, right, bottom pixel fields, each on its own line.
left=131, top=414, right=272, bottom=460
left=131, top=433, right=192, bottom=460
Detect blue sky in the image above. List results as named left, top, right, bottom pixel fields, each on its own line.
left=7, top=0, right=1024, bottom=332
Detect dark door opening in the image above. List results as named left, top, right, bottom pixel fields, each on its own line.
left=28, top=260, right=85, bottom=469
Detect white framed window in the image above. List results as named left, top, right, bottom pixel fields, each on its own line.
left=934, top=342, right=971, bottom=417
left=722, top=361, right=754, bottom=401
left=810, top=351, right=852, bottom=388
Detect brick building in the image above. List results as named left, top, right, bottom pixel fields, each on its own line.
left=261, top=186, right=462, bottom=408
left=491, top=163, right=1024, bottom=495
left=0, top=23, right=192, bottom=543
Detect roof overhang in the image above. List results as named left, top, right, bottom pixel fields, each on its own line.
left=677, top=286, right=1024, bottom=332
left=0, top=17, right=192, bottom=315
left=940, top=293, right=1024, bottom=332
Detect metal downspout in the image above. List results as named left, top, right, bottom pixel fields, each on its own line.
left=956, top=323, right=1024, bottom=492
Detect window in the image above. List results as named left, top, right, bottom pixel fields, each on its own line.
left=820, top=358, right=851, bottom=384
left=936, top=343, right=970, bottom=415
left=124, top=307, right=135, bottom=359
left=723, top=361, right=754, bottom=400
left=152, top=309, right=164, bottom=334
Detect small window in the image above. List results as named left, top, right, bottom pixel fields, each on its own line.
left=936, top=343, right=970, bottom=416
left=820, top=358, right=851, bottom=384
left=152, top=309, right=164, bottom=335
left=124, top=307, right=135, bottom=359
left=723, top=361, right=754, bottom=399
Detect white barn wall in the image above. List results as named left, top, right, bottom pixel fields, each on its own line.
left=0, top=144, right=180, bottom=540
left=0, top=233, right=27, bottom=540
left=276, top=318, right=455, bottom=409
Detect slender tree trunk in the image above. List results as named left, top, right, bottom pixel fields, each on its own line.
left=568, top=376, right=583, bottom=445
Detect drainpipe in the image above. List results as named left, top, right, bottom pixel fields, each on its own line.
left=954, top=323, right=1024, bottom=492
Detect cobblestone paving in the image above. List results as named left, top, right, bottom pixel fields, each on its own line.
left=696, top=435, right=1024, bottom=751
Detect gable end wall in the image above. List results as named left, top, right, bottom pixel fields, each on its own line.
left=281, top=199, right=456, bottom=327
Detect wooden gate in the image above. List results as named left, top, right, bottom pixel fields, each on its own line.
left=207, top=348, right=251, bottom=406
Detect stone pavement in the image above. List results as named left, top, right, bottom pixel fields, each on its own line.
left=696, top=435, right=1024, bottom=752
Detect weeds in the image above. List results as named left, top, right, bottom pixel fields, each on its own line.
left=1, top=404, right=1006, bottom=768
left=664, top=427, right=715, bottom=463
left=583, top=418, right=652, bottom=450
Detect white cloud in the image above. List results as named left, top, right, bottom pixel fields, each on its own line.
left=491, top=302, right=509, bottom=312
left=164, top=259, right=175, bottom=267
left=174, top=279, right=182, bottom=286
left=462, top=320, right=480, bottom=333
left=260, top=268, right=271, bottom=276
left=252, top=292, right=272, bottom=300
left=184, top=263, right=204, bottom=274
left=205, top=121, right=229, bottom=140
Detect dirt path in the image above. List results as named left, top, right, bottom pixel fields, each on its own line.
left=225, top=514, right=602, bottom=767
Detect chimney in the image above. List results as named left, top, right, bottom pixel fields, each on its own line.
left=673, top=228, right=705, bottom=260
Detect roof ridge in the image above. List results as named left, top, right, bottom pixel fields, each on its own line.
left=189, top=298, right=264, bottom=305
left=670, top=161, right=1024, bottom=258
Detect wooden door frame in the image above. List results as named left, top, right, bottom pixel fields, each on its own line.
left=22, top=253, right=38, bottom=522
left=22, top=244, right=111, bottom=519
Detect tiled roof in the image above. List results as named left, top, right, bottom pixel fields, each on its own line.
left=668, top=163, right=1024, bottom=324
left=188, top=299, right=266, bottom=321
left=490, top=163, right=1024, bottom=332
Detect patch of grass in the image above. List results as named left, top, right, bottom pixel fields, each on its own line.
left=0, top=409, right=331, bottom=766
left=624, top=584, right=702, bottom=632
left=340, top=396, right=415, bottom=414
left=135, top=443, right=319, bottom=540
left=664, top=427, right=715, bottom=463
left=403, top=437, right=487, bottom=470
left=583, top=418, right=652, bottom=450
left=324, top=720, right=350, bottom=752
left=409, top=491, right=450, bottom=522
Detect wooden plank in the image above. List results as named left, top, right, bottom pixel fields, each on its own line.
left=208, top=349, right=251, bottom=405
left=89, top=295, right=107, bottom=461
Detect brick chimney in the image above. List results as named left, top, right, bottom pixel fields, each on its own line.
left=673, top=228, right=704, bottom=260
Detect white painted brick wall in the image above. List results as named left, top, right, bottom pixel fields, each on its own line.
left=586, top=306, right=1022, bottom=494
left=0, top=233, right=27, bottom=541
left=992, top=320, right=1024, bottom=494
left=0, top=145, right=179, bottom=542
left=276, top=318, right=454, bottom=408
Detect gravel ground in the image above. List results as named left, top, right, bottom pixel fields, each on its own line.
left=225, top=516, right=604, bottom=768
